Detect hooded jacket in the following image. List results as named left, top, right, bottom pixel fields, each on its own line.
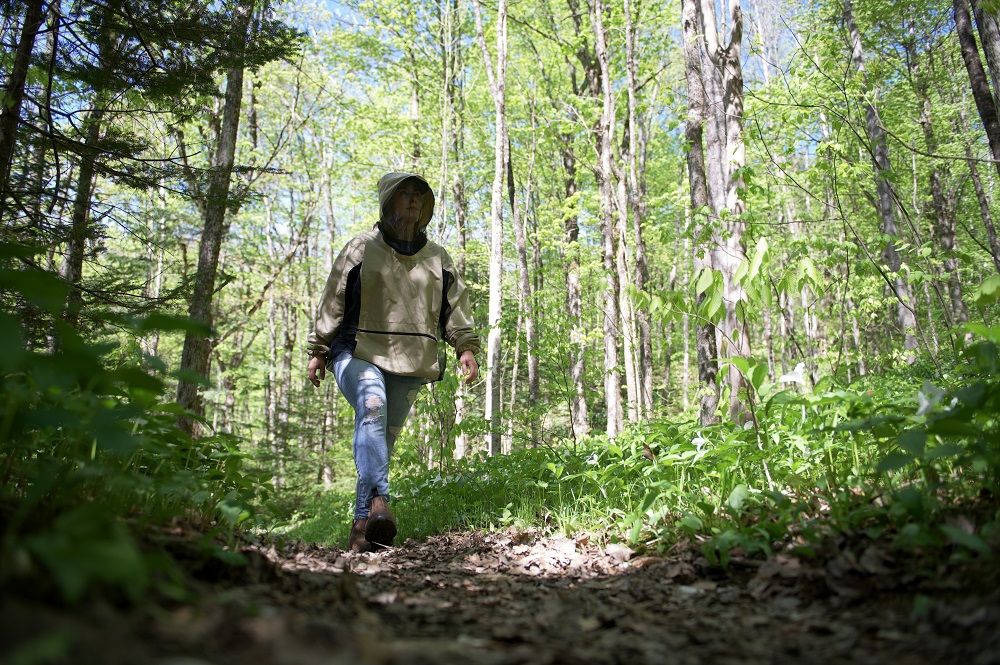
left=307, top=172, right=480, bottom=381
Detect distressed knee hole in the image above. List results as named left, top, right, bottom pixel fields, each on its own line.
left=362, top=395, right=383, bottom=424
left=406, top=388, right=419, bottom=405
left=358, top=369, right=380, bottom=381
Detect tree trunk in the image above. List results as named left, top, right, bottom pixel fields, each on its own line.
left=615, top=164, right=639, bottom=423
left=408, top=47, right=422, bottom=169
left=446, top=0, right=472, bottom=459
left=177, top=0, right=256, bottom=436
left=972, top=0, right=1000, bottom=106
left=591, top=0, right=623, bottom=439
left=683, top=0, right=720, bottom=426
left=472, top=0, right=508, bottom=456
left=959, top=112, right=1000, bottom=275
left=907, top=37, right=968, bottom=326
left=561, top=142, right=589, bottom=441
left=0, top=0, right=45, bottom=203
left=845, top=0, right=918, bottom=361
left=508, top=136, right=539, bottom=444
left=28, top=2, right=58, bottom=232
left=61, top=108, right=103, bottom=330
left=956, top=0, right=1000, bottom=178
left=701, top=0, right=751, bottom=420
left=624, top=0, right=653, bottom=417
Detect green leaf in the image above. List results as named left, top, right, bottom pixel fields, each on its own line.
left=926, top=418, right=979, bottom=437
left=0, top=312, right=25, bottom=371
left=25, top=507, right=147, bottom=604
left=628, top=517, right=643, bottom=544
left=134, top=313, right=213, bottom=336
left=171, top=368, right=214, bottom=388
left=0, top=268, right=70, bottom=313
left=727, top=357, right=751, bottom=376
left=876, top=451, right=914, bottom=473
left=679, top=514, right=704, bottom=533
left=924, top=443, right=965, bottom=460
left=897, top=430, right=926, bottom=457
left=750, top=363, right=769, bottom=391
left=695, top=268, right=713, bottom=296
left=939, top=525, right=992, bottom=557
left=962, top=323, right=1000, bottom=345
left=972, top=275, right=1000, bottom=307
left=727, top=484, right=749, bottom=512
left=638, top=490, right=657, bottom=514
left=748, top=237, right=768, bottom=282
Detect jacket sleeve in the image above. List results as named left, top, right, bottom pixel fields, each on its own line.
left=440, top=249, right=481, bottom=358
left=307, top=236, right=364, bottom=357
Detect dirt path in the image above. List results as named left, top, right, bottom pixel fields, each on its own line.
left=4, top=530, right=999, bottom=664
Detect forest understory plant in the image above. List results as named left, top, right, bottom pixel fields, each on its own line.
left=277, top=323, right=1000, bottom=568
left=0, top=246, right=273, bottom=604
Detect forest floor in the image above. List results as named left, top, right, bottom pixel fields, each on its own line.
left=4, top=526, right=1000, bottom=665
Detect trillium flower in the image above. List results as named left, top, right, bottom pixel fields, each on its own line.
left=692, top=433, right=709, bottom=451
left=779, top=362, right=806, bottom=385
left=917, top=381, right=945, bottom=416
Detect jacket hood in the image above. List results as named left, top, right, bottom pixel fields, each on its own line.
left=377, top=172, right=435, bottom=231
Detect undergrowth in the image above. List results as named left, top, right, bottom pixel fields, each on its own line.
left=4, top=237, right=998, bottom=607
left=284, top=326, right=1000, bottom=565
left=0, top=245, right=271, bottom=604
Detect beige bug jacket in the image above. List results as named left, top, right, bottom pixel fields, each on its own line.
left=307, top=172, right=480, bottom=382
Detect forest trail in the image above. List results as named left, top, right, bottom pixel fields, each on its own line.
left=5, top=529, right=998, bottom=665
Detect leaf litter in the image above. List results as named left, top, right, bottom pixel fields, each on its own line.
left=2, top=526, right=998, bottom=665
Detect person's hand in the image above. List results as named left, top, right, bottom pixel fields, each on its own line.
left=459, top=350, right=478, bottom=384
left=308, top=355, right=326, bottom=388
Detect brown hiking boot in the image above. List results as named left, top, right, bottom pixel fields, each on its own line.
left=365, top=495, right=397, bottom=547
left=349, top=518, right=372, bottom=553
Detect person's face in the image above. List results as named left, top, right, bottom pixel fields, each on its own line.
left=391, top=182, right=425, bottom=226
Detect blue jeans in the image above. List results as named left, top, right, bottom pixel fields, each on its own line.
left=332, top=351, right=423, bottom=519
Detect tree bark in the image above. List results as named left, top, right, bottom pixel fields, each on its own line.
left=561, top=141, right=589, bottom=441
left=972, top=0, right=1000, bottom=107
left=591, top=0, right=623, bottom=439
left=177, top=0, right=256, bottom=436
left=959, top=111, right=1000, bottom=275
left=683, top=0, right=720, bottom=426
left=508, top=135, right=539, bottom=445
left=472, top=0, right=508, bottom=456
left=700, top=0, right=751, bottom=420
left=0, top=0, right=45, bottom=204
left=845, top=0, right=918, bottom=360
left=956, top=0, right=1000, bottom=177
left=61, top=108, right=103, bottom=329
left=907, top=35, right=968, bottom=325
left=624, top=0, right=653, bottom=417
left=445, top=0, right=472, bottom=459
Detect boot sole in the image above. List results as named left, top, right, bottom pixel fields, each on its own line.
left=365, top=515, right=397, bottom=546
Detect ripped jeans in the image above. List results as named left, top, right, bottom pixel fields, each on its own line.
left=331, top=351, right=423, bottom=519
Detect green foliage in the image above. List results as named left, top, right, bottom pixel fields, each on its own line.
left=0, top=249, right=272, bottom=604
left=279, top=326, right=1000, bottom=571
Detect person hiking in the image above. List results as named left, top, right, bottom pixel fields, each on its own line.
left=306, top=172, right=481, bottom=552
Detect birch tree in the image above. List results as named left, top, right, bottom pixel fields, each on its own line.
left=624, top=0, right=653, bottom=418
left=683, top=0, right=720, bottom=425
left=700, top=0, right=752, bottom=420
left=472, top=0, right=508, bottom=456
left=590, top=0, right=623, bottom=438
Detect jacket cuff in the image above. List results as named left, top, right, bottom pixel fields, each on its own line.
left=307, top=346, right=329, bottom=358
left=455, top=343, right=479, bottom=359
